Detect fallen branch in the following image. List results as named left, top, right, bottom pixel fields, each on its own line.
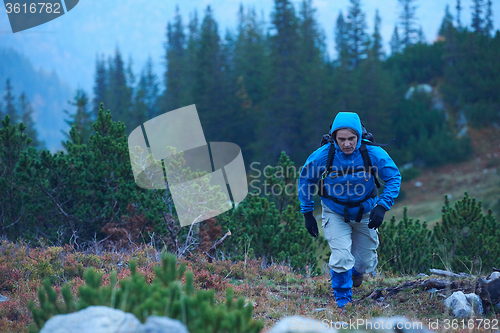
left=429, top=269, right=470, bottom=278
left=205, top=229, right=232, bottom=263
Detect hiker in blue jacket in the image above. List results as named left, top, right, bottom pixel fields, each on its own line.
left=298, top=112, right=401, bottom=308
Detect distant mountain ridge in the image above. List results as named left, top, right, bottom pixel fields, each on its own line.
left=0, top=47, right=73, bottom=151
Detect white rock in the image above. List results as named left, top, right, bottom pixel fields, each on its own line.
left=267, top=316, right=337, bottom=333
left=464, top=293, right=483, bottom=315
left=489, top=272, right=500, bottom=280
left=444, top=291, right=475, bottom=318
left=40, top=306, right=141, bottom=333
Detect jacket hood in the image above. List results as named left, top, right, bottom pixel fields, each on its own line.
left=330, top=112, right=363, bottom=150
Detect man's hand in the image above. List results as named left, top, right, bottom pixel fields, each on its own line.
left=304, top=211, right=319, bottom=237
left=368, top=205, right=387, bottom=229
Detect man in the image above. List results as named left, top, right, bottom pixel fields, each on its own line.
left=298, top=112, right=401, bottom=308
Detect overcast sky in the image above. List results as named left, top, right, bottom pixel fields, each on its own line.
left=1, top=0, right=499, bottom=92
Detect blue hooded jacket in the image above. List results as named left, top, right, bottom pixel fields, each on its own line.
left=298, top=112, right=401, bottom=218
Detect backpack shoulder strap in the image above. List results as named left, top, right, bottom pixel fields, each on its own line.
left=319, top=143, right=336, bottom=197
left=359, top=142, right=381, bottom=188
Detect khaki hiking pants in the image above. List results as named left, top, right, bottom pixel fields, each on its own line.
left=321, top=201, right=379, bottom=274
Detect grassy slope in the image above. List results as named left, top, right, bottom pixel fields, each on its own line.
left=1, top=240, right=498, bottom=333
left=391, top=126, right=500, bottom=228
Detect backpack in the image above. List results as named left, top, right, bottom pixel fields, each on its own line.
left=318, top=122, right=392, bottom=223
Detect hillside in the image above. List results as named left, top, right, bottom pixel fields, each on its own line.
left=391, top=126, right=500, bottom=227
left=0, top=47, right=73, bottom=151
left=1, top=241, right=498, bottom=333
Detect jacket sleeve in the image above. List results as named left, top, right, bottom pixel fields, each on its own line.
left=298, top=147, right=327, bottom=214
left=370, top=146, right=401, bottom=211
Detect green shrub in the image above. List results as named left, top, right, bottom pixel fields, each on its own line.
left=400, top=166, right=420, bottom=182
left=219, top=152, right=328, bottom=275
left=378, top=207, right=435, bottom=274
left=28, top=253, right=263, bottom=333
left=432, top=192, right=500, bottom=273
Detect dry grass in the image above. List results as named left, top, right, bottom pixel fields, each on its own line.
left=1, top=239, right=499, bottom=333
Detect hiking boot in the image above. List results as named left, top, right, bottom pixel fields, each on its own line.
left=352, top=273, right=364, bottom=288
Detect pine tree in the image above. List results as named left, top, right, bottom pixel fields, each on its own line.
left=417, top=25, right=426, bottom=44
left=266, top=0, right=302, bottom=161
left=62, top=89, right=93, bottom=146
left=456, top=0, right=462, bottom=28
left=143, top=57, right=159, bottom=119
left=130, top=72, right=149, bottom=130
left=345, top=0, right=369, bottom=69
left=2, top=79, right=20, bottom=124
left=163, top=6, right=187, bottom=112
left=220, top=152, right=328, bottom=273
left=296, top=0, right=329, bottom=155
left=18, top=93, right=43, bottom=149
left=107, top=48, right=133, bottom=133
left=29, top=253, right=263, bottom=333
left=233, top=5, right=269, bottom=164
left=390, top=26, right=402, bottom=54
left=471, top=0, right=485, bottom=33
left=433, top=193, right=500, bottom=273
left=439, top=5, right=454, bottom=38
left=371, top=9, right=384, bottom=60
left=92, top=56, right=107, bottom=117
left=484, top=0, right=493, bottom=36
left=334, top=11, right=349, bottom=65
left=398, top=0, right=418, bottom=48
left=378, top=208, right=434, bottom=274
left=0, top=115, right=32, bottom=239
left=193, top=5, right=224, bottom=142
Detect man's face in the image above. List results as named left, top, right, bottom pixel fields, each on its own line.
left=335, top=129, right=358, bottom=154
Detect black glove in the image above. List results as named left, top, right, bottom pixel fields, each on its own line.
left=304, top=211, right=319, bottom=237
left=368, top=205, right=387, bottom=229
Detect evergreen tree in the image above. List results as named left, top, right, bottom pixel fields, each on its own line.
left=0, top=116, right=33, bottom=239
left=439, top=5, right=454, bottom=38
left=471, top=0, right=485, bottom=33
left=130, top=58, right=158, bottom=128
left=18, top=93, right=43, bottom=149
left=456, top=0, right=462, bottom=28
left=62, top=89, right=93, bottom=146
left=345, top=0, right=369, bottom=69
left=417, top=25, right=426, bottom=44
left=378, top=208, right=434, bottom=274
left=355, top=57, right=396, bottom=143
left=296, top=0, right=329, bottom=150
left=143, top=57, right=159, bottom=119
left=390, top=26, right=402, bottom=54
left=371, top=9, right=384, bottom=60
left=92, top=56, right=107, bottom=116
left=193, top=6, right=224, bottom=142
left=233, top=5, right=269, bottom=164
left=265, top=0, right=302, bottom=162
left=163, top=6, right=188, bottom=112
left=398, top=0, right=418, bottom=47
left=484, top=0, right=493, bottom=36
left=334, top=11, right=349, bottom=65
left=2, top=79, right=20, bottom=124
left=220, top=152, right=328, bottom=273
left=433, top=193, right=500, bottom=273
left=107, top=48, right=133, bottom=133
left=130, top=74, right=148, bottom=133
